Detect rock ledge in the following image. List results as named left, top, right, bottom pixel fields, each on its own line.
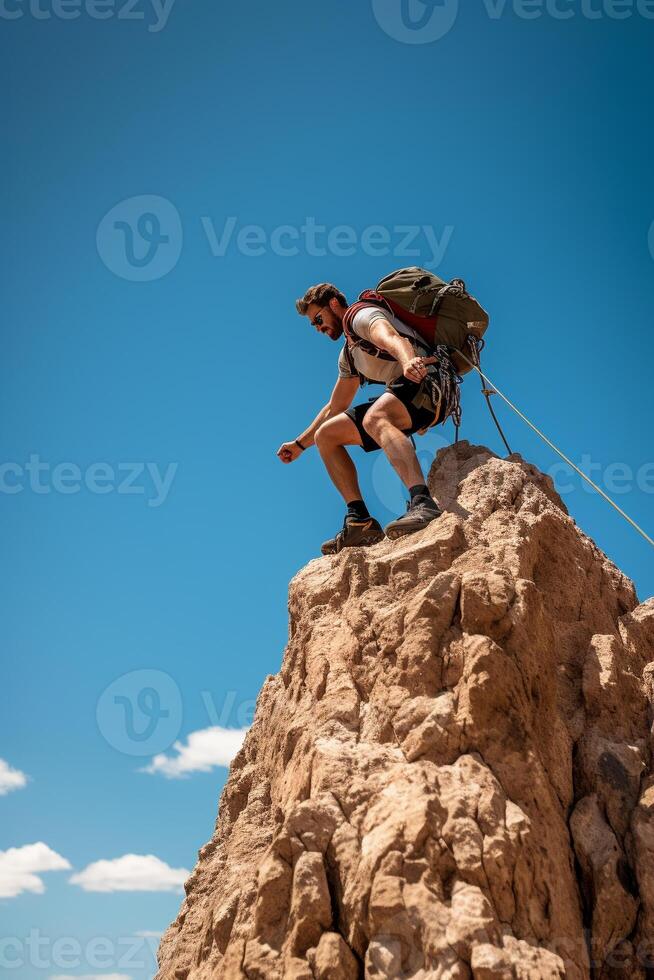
left=156, top=442, right=654, bottom=980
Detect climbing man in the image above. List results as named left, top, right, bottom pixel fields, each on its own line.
left=277, top=282, right=447, bottom=556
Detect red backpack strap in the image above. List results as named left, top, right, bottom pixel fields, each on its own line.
left=355, top=290, right=440, bottom=345
left=342, top=300, right=377, bottom=343
left=342, top=300, right=395, bottom=362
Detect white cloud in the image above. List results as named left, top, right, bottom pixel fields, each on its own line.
left=0, top=758, right=28, bottom=795
left=0, top=842, right=71, bottom=898
left=50, top=975, right=131, bottom=980
left=141, top=725, right=248, bottom=779
left=134, top=930, right=162, bottom=938
left=69, top=854, right=189, bottom=893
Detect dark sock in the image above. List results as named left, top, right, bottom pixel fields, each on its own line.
left=409, top=484, right=438, bottom=510
left=346, top=499, right=370, bottom=521
left=409, top=484, right=430, bottom=502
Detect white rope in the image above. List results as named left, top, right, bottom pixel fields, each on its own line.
left=462, top=357, right=654, bottom=550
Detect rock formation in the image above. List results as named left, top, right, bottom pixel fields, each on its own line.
left=156, top=442, right=654, bottom=979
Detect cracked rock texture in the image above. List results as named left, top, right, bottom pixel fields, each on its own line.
left=156, top=442, right=654, bottom=979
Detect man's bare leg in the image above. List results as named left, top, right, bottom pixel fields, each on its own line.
left=315, top=413, right=384, bottom=555
left=362, top=393, right=442, bottom=539
left=314, top=413, right=364, bottom=502
left=362, top=393, right=426, bottom=488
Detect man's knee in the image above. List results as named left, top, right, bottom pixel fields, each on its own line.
left=364, top=401, right=411, bottom=439
left=314, top=422, right=330, bottom=451
left=362, top=414, right=378, bottom=438
left=315, top=417, right=344, bottom=451
left=363, top=408, right=389, bottom=439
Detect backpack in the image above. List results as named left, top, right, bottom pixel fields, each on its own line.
left=342, top=267, right=489, bottom=377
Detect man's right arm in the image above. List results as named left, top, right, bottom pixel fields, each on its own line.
left=277, top=375, right=360, bottom=463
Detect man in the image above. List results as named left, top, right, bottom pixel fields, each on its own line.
left=277, top=283, right=446, bottom=556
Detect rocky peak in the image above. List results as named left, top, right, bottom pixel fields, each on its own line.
left=156, top=441, right=654, bottom=980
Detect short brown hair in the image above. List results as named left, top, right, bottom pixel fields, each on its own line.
left=295, top=283, right=348, bottom=316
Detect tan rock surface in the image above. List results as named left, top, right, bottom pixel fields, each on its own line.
left=156, top=442, right=654, bottom=979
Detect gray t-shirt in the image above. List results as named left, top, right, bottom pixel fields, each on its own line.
left=338, top=306, right=428, bottom=385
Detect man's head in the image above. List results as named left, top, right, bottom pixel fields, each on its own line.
left=296, top=283, right=348, bottom=341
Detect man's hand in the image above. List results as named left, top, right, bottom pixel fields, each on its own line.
left=276, top=379, right=358, bottom=466
left=277, top=441, right=304, bottom=464
left=402, top=355, right=437, bottom=383
left=368, top=318, right=438, bottom=383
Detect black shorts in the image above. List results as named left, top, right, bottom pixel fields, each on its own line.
left=345, top=372, right=446, bottom=454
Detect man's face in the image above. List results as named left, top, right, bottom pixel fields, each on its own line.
left=306, top=301, right=344, bottom=342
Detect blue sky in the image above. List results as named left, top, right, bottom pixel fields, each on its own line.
left=2, top=2, right=653, bottom=978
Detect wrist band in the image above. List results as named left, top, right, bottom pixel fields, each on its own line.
left=295, top=438, right=306, bottom=451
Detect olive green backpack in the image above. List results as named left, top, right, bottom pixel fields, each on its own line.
left=353, top=267, right=489, bottom=376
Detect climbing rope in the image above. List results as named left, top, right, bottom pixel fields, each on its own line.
left=455, top=347, right=654, bottom=550
left=466, top=338, right=514, bottom=456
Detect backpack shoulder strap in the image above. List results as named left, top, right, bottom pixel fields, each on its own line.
left=342, top=301, right=395, bottom=362
left=342, top=300, right=380, bottom=341
left=342, top=340, right=359, bottom=380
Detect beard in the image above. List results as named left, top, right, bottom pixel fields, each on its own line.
left=324, top=321, right=343, bottom=341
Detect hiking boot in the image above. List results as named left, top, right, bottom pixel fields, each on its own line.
left=384, top=497, right=443, bottom=541
left=321, top=516, right=385, bottom=556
